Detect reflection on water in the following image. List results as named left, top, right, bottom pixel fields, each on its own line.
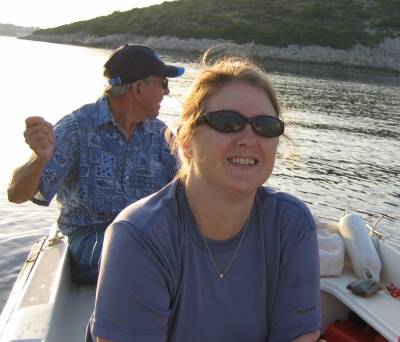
left=267, top=69, right=399, bottom=234
left=0, top=36, right=399, bottom=311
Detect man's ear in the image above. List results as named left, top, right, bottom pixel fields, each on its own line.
left=130, top=80, right=141, bottom=96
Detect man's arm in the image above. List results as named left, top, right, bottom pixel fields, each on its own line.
left=7, top=116, right=55, bottom=203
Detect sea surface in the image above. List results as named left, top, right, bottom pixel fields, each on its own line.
left=0, top=36, right=399, bottom=311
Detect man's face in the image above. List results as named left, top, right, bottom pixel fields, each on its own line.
left=138, top=76, right=169, bottom=118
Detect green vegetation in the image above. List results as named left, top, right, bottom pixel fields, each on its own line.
left=0, top=23, right=38, bottom=37
left=33, top=0, right=400, bottom=49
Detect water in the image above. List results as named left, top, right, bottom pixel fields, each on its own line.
left=0, top=36, right=399, bottom=311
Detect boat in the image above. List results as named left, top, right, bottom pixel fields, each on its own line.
left=1, top=216, right=399, bottom=342
left=318, top=215, right=400, bottom=342
left=0, top=225, right=94, bottom=341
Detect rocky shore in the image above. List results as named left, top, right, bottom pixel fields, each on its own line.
left=23, top=32, right=400, bottom=72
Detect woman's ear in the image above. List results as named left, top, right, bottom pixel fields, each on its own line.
left=182, top=138, right=192, bottom=159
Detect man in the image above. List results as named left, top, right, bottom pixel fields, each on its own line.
left=7, top=44, right=185, bottom=284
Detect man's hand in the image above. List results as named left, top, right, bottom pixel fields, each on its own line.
left=24, top=116, right=55, bottom=162
left=8, top=116, right=55, bottom=203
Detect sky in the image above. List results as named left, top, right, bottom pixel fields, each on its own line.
left=0, top=0, right=175, bottom=28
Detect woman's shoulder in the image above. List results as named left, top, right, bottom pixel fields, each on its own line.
left=257, top=186, right=316, bottom=233
left=113, top=180, right=181, bottom=236
left=258, top=186, right=310, bottom=213
left=101, top=181, right=183, bottom=294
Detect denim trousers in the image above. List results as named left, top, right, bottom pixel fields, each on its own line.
left=68, top=225, right=107, bottom=285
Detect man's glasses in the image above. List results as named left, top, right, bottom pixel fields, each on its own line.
left=196, top=110, right=284, bottom=138
left=144, top=77, right=169, bottom=90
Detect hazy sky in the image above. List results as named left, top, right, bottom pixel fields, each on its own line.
left=0, top=0, right=175, bottom=28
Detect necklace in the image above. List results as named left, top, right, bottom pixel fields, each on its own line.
left=201, top=218, right=249, bottom=279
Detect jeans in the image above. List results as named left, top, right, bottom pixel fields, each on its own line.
left=68, top=225, right=107, bottom=285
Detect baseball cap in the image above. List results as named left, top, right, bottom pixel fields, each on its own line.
left=104, top=44, right=185, bottom=86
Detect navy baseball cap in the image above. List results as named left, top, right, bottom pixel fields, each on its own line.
left=104, top=44, right=185, bottom=86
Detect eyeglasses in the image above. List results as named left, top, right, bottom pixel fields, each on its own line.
left=144, top=77, right=169, bottom=90
left=196, top=110, right=284, bottom=138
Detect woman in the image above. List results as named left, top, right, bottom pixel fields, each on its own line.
left=88, top=52, right=321, bottom=342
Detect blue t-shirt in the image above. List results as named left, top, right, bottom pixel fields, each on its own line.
left=32, top=96, right=177, bottom=236
left=89, top=180, right=320, bottom=342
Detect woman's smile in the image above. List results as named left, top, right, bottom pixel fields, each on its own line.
left=227, top=157, right=258, bottom=166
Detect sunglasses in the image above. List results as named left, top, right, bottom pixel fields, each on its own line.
left=144, top=77, right=169, bottom=90
left=196, top=110, right=284, bottom=138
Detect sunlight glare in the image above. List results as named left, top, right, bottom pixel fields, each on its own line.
left=0, top=0, right=174, bottom=28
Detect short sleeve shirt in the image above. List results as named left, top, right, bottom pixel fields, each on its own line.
left=32, top=96, right=177, bottom=236
left=89, top=180, right=320, bottom=342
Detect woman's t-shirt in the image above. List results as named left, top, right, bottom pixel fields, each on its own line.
left=88, top=179, right=320, bottom=342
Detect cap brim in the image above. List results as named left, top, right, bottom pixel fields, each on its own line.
left=160, top=65, right=185, bottom=78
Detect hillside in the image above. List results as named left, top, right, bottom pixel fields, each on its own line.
left=30, top=0, right=399, bottom=49
left=0, top=23, right=39, bottom=37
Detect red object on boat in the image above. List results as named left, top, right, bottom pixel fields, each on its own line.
left=387, top=283, right=400, bottom=298
left=324, top=320, right=388, bottom=342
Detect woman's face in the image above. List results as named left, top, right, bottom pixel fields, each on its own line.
left=187, top=81, right=280, bottom=195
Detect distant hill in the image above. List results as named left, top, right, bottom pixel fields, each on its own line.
left=0, top=23, right=39, bottom=37
left=30, top=0, right=399, bottom=49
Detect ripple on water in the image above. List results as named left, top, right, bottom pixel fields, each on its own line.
left=0, top=197, right=58, bottom=310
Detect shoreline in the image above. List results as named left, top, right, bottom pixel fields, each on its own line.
left=21, top=33, right=400, bottom=74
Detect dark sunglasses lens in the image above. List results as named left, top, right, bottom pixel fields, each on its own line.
left=253, top=117, right=283, bottom=137
left=208, top=111, right=244, bottom=133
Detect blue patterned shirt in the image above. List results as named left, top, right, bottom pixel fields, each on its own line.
left=32, top=96, right=177, bottom=236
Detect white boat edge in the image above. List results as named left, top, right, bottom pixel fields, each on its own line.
left=0, top=229, right=95, bottom=342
